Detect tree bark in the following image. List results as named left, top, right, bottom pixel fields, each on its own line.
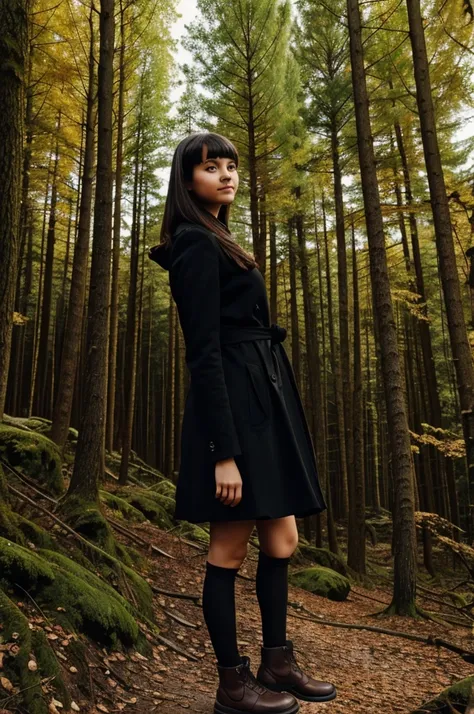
left=106, top=0, right=126, bottom=453
left=119, top=92, right=143, bottom=485
left=67, top=0, right=115, bottom=501
left=348, top=222, right=366, bottom=574
left=51, top=12, right=96, bottom=448
left=406, top=0, right=474, bottom=538
left=347, top=0, right=417, bottom=613
left=0, top=0, right=29, bottom=418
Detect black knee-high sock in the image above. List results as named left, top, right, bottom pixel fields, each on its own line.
left=256, top=550, right=290, bottom=648
left=202, top=561, right=241, bottom=667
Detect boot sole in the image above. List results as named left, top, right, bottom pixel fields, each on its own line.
left=262, top=682, right=337, bottom=703
left=214, top=700, right=300, bottom=714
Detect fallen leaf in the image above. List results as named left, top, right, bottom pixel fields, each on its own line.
left=0, top=677, right=13, bottom=692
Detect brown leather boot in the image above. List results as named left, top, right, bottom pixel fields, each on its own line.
left=214, top=655, right=299, bottom=714
left=256, top=640, right=337, bottom=703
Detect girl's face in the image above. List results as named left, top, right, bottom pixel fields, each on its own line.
left=185, top=143, right=239, bottom=217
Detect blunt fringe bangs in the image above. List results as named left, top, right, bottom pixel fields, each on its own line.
left=159, top=132, right=257, bottom=271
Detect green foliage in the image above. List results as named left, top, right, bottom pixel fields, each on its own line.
left=0, top=424, right=64, bottom=495
left=410, top=424, right=466, bottom=459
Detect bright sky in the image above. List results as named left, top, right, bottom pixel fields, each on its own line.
left=169, top=0, right=198, bottom=106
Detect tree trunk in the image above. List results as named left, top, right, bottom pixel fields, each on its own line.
left=348, top=223, right=366, bottom=574
left=66, top=0, right=115, bottom=502
left=406, top=0, right=474, bottom=539
left=313, top=192, right=339, bottom=554
left=119, top=94, right=143, bottom=485
left=331, top=120, right=353, bottom=514
left=269, top=218, right=277, bottom=323
left=0, top=0, right=29, bottom=418
left=51, top=12, right=96, bottom=448
left=34, top=110, right=61, bottom=418
left=322, top=193, right=348, bottom=518
left=288, top=218, right=301, bottom=389
left=347, top=0, right=417, bottom=614
left=295, top=186, right=328, bottom=547
left=106, top=0, right=126, bottom=453
left=8, top=50, right=33, bottom=417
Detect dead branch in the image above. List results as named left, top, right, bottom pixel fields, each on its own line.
left=0, top=457, right=57, bottom=503
left=152, top=633, right=199, bottom=661
left=163, top=608, right=200, bottom=629
left=107, top=515, right=175, bottom=559
left=150, top=584, right=201, bottom=604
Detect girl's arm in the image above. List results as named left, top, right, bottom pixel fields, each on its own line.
left=169, top=226, right=242, bottom=464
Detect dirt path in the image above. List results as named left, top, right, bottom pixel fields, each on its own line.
left=62, top=524, right=472, bottom=714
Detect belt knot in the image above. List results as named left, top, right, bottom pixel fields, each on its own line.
left=270, top=323, right=287, bottom=345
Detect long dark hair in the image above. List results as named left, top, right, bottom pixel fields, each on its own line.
left=159, top=132, right=258, bottom=270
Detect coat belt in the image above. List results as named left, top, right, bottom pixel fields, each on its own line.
left=220, top=323, right=287, bottom=346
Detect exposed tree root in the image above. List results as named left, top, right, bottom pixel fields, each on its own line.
left=287, top=600, right=474, bottom=662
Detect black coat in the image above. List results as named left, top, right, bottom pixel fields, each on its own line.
left=149, top=221, right=327, bottom=524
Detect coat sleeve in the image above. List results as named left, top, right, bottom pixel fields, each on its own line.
left=169, top=227, right=242, bottom=463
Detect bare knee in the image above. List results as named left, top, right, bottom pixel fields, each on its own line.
left=257, top=517, right=299, bottom=559
left=207, top=520, right=254, bottom=569
left=261, top=534, right=298, bottom=559
left=208, top=541, right=248, bottom=569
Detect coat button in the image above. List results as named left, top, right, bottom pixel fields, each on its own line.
left=270, top=373, right=277, bottom=382
left=209, top=440, right=215, bottom=451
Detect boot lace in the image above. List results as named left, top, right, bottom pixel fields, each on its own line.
left=287, top=647, right=302, bottom=674
left=237, top=663, right=268, bottom=695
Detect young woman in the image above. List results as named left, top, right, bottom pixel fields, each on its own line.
left=149, top=132, right=337, bottom=714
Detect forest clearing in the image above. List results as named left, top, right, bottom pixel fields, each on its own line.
left=2, top=0, right=474, bottom=711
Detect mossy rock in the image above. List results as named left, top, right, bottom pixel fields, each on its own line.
left=294, top=542, right=348, bottom=576
left=0, top=423, right=64, bottom=495
left=289, top=566, right=351, bottom=601
left=0, top=587, right=70, bottom=714
left=178, top=521, right=210, bottom=544
left=58, top=495, right=125, bottom=558
left=2, top=415, right=76, bottom=441
left=0, top=500, right=26, bottom=546
left=115, top=487, right=174, bottom=529
left=42, top=549, right=153, bottom=633
left=56, top=496, right=154, bottom=615
left=150, top=479, right=177, bottom=500
left=365, top=514, right=392, bottom=538
left=0, top=537, right=141, bottom=648
left=17, top=516, right=56, bottom=549
left=411, top=675, right=474, bottom=713
left=100, top=490, right=146, bottom=523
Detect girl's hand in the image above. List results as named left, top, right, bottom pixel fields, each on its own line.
left=215, top=458, right=242, bottom=507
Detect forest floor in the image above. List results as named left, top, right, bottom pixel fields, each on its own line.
left=2, top=513, right=472, bottom=714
